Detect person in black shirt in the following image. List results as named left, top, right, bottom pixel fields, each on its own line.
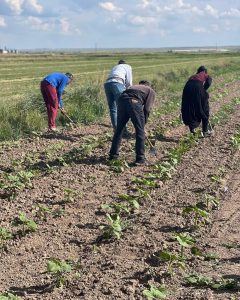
left=109, top=80, right=155, bottom=165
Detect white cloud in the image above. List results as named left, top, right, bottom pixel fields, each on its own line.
left=99, top=2, right=122, bottom=12
left=99, top=2, right=124, bottom=22
left=5, top=0, right=23, bottom=15
left=0, top=16, right=7, bottom=27
left=205, top=4, right=218, bottom=17
left=193, top=27, right=206, bottom=33
left=25, top=0, right=43, bottom=13
left=26, top=16, right=49, bottom=30
left=220, top=8, right=240, bottom=17
left=129, top=15, right=156, bottom=26
left=59, top=18, right=71, bottom=35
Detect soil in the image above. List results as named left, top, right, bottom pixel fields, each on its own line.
left=0, top=78, right=240, bottom=300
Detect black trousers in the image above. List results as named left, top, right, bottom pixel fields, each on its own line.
left=109, top=98, right=145, bottom=161
left=189, top=117, right=209, bottom=133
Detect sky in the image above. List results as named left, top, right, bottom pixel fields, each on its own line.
left=0, top=0, right=240, bottom=50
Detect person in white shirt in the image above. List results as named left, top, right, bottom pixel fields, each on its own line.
left=104, top=60, right=133, bottom=133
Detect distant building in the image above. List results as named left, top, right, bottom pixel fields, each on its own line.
left=0, top=48, right=18, bottom=54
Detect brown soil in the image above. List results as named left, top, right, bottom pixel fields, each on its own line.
left=0, top=79, right=240, bottom=300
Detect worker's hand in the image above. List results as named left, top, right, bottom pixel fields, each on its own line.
left=60, top=107, right=65, bottom=114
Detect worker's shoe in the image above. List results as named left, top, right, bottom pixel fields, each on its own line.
left=134, top=159, right=150, bottom=166
left=48, top=127, right=58, bottom=132
left=201, top=130, right=214, bottom=138
left=109, top=154, right=119, bottom=160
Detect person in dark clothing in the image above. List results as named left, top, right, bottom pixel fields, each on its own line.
left=181, top=66, right=213, bottom=137
left=109, top=80, right=156, bottom=165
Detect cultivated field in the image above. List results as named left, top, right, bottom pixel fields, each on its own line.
left=0, top=52, right=240, bottom=300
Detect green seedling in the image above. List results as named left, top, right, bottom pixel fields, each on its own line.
left=175, top=233, right=195, bottom=257
left=191, top=247, right=219, bottom=261
left=204, top=193, right=219, bottom=210
left=0, top=227, right=12, bottom=248
left=52, top=208, right=65, bottom=218
left=221, top=242, right=240, bottom=249
left=210, top=174, right=222, bottom=185
left=183, top=206, right=209, bottom=228
left=185, top=273, right=238, bottom=290
left=230, top=131, right=240, bottom=150
left=13, top=212, right=37, bottom=234
left=157, top=251, right=185, bottom=277
left=63, top=188, right=78, bottom=203
left=108, top=159, right=129, bottom=173
left=152, top=161, right=175, bottom=181
left=32, top=204, right=51, bottom=221
left=118, top=193, right=140, bottom=210
left=47, top=258, right=72, bottom=288
left=99, top=213, right=125, bottom=240
left=101, top=202, right=130, bottom=215
left=132, top=177, right=157, bottom=189
left=0, top=292, right=22, bottom=300
left=136, top=188, right=152, bottom=201
left=1, top=171, right=34, bottom=200
left=143, top=285, right=168, bottom=299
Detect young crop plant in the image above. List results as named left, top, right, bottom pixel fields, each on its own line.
left=175, top=233, right=195, bottom=257
left=0, top=227, right=12, bottom=248
left=63, top=188, right=78, bottom=203
left=185, top=273, right=238, bottom=290
left=47, top=258, right=72, bottom=288
left=108, top=158, right=129, bottom=173
left=13, top=212, right=37, bottom=235
left=132, top=177, right=157, bottom=189
left=182, top=206, right=209, bottom=228
left=143, top=285, right=168, bottom=299
left=99, top=213, right=125, bottom=240
left=230, top=130, right=240, bottom=150
left=204, top=193, right=219, bottom=210
left=157, top=251, right=186, bottom=277
left=0, top=292, right=22, bottom=300
left=32, top=203, right=51, bottom=221
left=118, top=193, right=141, bottom=210
left=1, top=170, right=34, bottom=199
left=101, top=202, right=130, bottom=216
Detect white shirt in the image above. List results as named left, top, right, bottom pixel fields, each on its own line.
left=106, top=64, right=133, bottom=88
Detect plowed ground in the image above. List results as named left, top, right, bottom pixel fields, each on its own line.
left=0, top=78, right=240, bottom=300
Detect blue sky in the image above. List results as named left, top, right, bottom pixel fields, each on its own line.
left=0, top=0, right=239, bottom=49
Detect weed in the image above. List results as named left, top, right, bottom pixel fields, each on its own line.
left=143, top=285, right=168, bottom=299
